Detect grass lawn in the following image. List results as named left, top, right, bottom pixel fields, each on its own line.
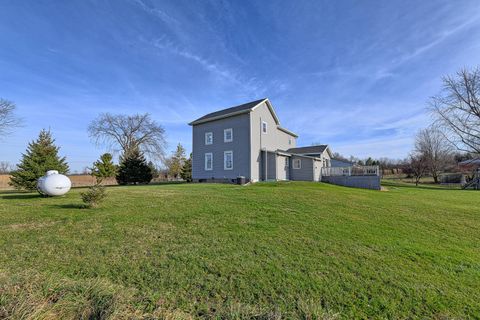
left=0, top=182, right=479, bottom=319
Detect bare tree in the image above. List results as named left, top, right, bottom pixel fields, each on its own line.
left=0, top=99, right=21, bottom=138
left=88, top=113, right=167, bottom=161
left=408, top=154, right=428, bottom=186
left=430, top=67, right=480, bottom=155
left=414, top=127, right=453, bottom=183
left=0, top=161, right=13, bottom=174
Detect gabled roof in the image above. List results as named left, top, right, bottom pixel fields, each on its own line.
left=189, top=98, right=268, bottom=125
left=287, top=145, right=329, bottom=155
left=188, top=98, right=287, bottom=126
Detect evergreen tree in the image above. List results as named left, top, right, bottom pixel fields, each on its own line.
left=9, top=129, right=69, bottom=191
left=166, top=143, right=186, bottom=179
left=116, top=148, right=153, bottom=185
left=180, top=153, right=192, bottom=182
left=147, top=161, right=159, bottom=179
left=91, top=153, right=116, bottom=183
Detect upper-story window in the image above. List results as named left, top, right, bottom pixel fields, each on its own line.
left=293, top=159, right=301, bottom=169
left=224, top=128, right=233, bottom=142
left=288, top=138, right=292, bottom=145
left=262, top=121, right=268, bottom=134
left=205, top=132, right=213, bottom=145
left=224, top=151, right=233, bottom=170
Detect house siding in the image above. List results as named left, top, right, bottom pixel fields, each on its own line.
left=260, top=151, right=277, bottom=181
left=289, top=156, right=314, bottom=181
left=192, top=113, right=251, bottom=181
left=250, top=102, right=297, bottom=181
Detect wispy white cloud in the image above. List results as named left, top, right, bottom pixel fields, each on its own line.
left=149, top=36, right=264, bottom=95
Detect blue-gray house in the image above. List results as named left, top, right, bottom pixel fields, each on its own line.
left=189, top=98, right=333, bottom=183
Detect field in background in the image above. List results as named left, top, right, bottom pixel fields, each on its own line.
left=0, top=174, right=117, bottom=189
left=0, top=182, right=479, bottom=319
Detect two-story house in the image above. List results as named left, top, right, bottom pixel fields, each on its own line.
left=189, top=98, right=332, bottom=183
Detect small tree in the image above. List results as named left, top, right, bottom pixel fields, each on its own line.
left=116, top=148, right=153, bottom=185
left=81, top=153, right=116, bottom=209
left=166, top=143, right=187, bottom=179
left=148, top=161, right=159, bottom=179
left=0, top=161, right=13, bottom=174
left=91, top=153, right=117, bottom=183
left=10, top=129, right=69, bottom=191
left=414, top=127, right=453, bottom=183
left=181, top=153, right=192, bottom=182
left=409, top=154, right=428, bottom=186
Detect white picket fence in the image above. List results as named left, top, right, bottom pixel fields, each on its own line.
left=321, top=166, right=380, bottom=177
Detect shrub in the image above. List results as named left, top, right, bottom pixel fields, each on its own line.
left=80, top=185, right=107, bottom=208
left=116, top=148, right=152, bottom=185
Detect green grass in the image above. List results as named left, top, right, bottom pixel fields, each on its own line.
left=0, top=182, right=479, bottom=319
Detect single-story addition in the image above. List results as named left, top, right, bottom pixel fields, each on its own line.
left=188, top=98, right=333, bottom=183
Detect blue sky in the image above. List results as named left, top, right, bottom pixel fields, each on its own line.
left=1, top=0, right=480, bottom=171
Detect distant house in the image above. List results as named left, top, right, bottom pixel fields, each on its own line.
left=188, top=98, right=332, bottom=183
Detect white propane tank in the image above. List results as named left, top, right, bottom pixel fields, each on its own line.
left=37, top=170, right=71, bottom=196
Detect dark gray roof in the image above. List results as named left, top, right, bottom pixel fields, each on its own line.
left=287, top=145, right=328, bottom=155
left=189, top=98, right=266, bottom=125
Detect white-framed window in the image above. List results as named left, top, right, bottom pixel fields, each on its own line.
left=205, top=132, right=213, bottom=145
left=224, top=128, right=233, bottom=142
left=224, top=151, right=233, bottom=170
left=285, top=157, right=289, bottom=167
left=293, top=158, right=301, bottom=169
left=205, top=153, right=213, bottom=170
left=288, top=138, right=292, bottom=145
left=262, top=121, right=268, bottom=134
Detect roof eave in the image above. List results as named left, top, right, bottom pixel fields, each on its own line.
left=188, top=109, right=251, bottom=126
left=277, top=126, right=298, bottom=137
left=189, top=99, right=267, bottom=126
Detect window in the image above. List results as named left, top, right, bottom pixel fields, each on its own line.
left=293, top=159, right=301, bottom=169
left=288, top=138, right=292, bottom=145
left=224, top=128, right=233, bottom=142
left=224, top=151, right=233, bottom=170
left=205, top=132, right=213, bottom=145
left=285, top=157, right=289, bottom=168
left=205, top=153, right=213, bottom=170
left=262, top=121, right=268, bottom=134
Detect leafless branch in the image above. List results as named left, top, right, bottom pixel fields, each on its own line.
left=0, top=99, right=21, bottom=138
left=88, top=113, right=167, bottom=161
left=430, top=67, right=480, bottom=155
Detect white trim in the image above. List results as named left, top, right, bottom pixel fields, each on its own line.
left=224, top=151, right=233, bottom=170
left=224, top=128, right=233, bottom=142
left=262, top=121, right=268, bottom=134
left=251, top=99, right=280, bottom=125
left=205, top=132, right=213, bottom=145
left=205, top=153, right=213, bottom=171
left=293, top=158, right=301, bottom=169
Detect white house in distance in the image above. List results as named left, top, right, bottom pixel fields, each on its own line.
left=188, top=98, right=333, bottom=183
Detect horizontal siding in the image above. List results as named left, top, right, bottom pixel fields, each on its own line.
left=192, top=113, right=251, bottom=180
left=289, top=156, right=313, bottom=181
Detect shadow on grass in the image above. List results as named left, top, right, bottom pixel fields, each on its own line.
left=0, top=193, right=41, bottom=200
left=53, top=204, right=86, bottom=209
